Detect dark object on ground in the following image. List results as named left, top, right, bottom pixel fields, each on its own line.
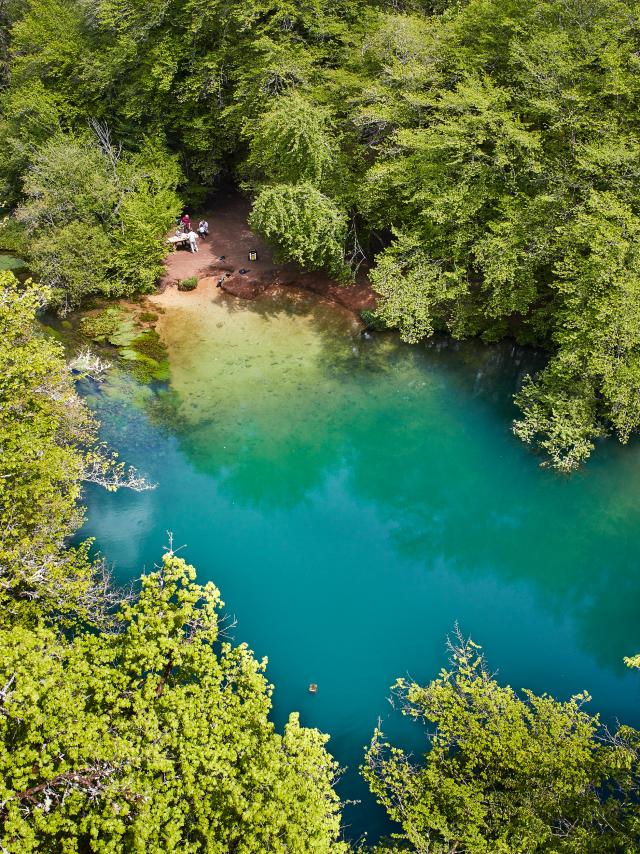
left=239, top=268, right=249, bottom=275
left=218, top=255, right=225, bottom=260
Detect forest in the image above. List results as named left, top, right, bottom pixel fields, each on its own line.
left=3, top=0, right=640, bottom=848
left=2, top=0, right=640, bottom=468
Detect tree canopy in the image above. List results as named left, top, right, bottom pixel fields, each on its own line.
left=364, top=633, right=640, bottom=853
left=0, top=272, right=348, bottom=852
left=3, top=0, right=640, bottom=465
left=1, top=553, right=347, bottom=853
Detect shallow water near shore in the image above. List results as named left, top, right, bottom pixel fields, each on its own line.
left=78, top=287, right=640, bottom=841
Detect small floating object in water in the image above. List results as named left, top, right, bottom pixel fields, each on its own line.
left=308, top=683, right=318, bottom=694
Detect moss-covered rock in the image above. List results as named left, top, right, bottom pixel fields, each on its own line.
left=80, top=307, right=126, bottom=341
left=139, top=311, right=159, bottom=323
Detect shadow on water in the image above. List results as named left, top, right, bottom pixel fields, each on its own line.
left=73, top=287, right=640, bottom=841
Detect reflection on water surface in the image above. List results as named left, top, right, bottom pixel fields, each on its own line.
left=77, top=288, right=640, bottom=839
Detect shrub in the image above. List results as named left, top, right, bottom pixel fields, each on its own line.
left=178, top=276, right=198, bottom=291
left=249, top=183, right=349, bottom=279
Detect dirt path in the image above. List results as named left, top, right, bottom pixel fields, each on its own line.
left=161, top=193, right=377, bottom=314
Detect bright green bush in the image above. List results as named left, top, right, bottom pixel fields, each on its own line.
left=250, top=183, right=349, bottom=279
left=178, top=276, right=198, bottom=291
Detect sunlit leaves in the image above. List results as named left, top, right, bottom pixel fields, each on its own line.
left=0, top=555, right=348, bottom=852
left=364, top=633, right=636, bottom=852
left=250, top=183, right=349, bottom=277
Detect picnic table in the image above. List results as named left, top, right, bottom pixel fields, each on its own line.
left=167, top=233, right=190, bottom=251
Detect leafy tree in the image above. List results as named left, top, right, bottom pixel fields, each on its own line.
left=244, top=91, right=338, bottom=188
left=111, top=140, right=184, bottom=292
left=350, top=0, right=640, bottom=468
left=16, top=132, right=181, bottom=310
left=0, top=552, right=348, bottom=853
left=0, top=273, right=148, bottom=628
left=363, top=632, right=637, bottom=853
left=369, top=232, right=464, bottom=342
left=514, top=192, right=640, bottom=470
left=250, top=183, right=349, bottom=278
left=0, top=272, right=99, bottom=627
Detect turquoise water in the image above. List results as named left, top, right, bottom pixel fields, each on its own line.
left=77, top=288, right=640, bottom=840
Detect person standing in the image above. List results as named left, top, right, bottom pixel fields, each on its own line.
left=188, top=229, right=199, bottom=253
left=181, top=213, right=191, bottom=232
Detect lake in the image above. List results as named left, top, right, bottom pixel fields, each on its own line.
left=76, top=285, right=640, bottom=841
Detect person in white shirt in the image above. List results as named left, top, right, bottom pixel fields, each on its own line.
left=198, top=220, right=209, bottom=238
left=188, top=229, right=199, bottom=253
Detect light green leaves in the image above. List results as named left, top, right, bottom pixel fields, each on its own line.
left=15, top=133, right=181, bottom=311
left=250, top=183, right=349, bottom=278
left=363, top=633, right=634, bottom=853
left=245, top=91, right=338, bottom=187
left=0, top=554, right=348, bottom=853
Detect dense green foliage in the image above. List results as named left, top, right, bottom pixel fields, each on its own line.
left=3, top=0, right=640, bottom=464
left=4, top=0, right=640, bottom=845
left=1, top=555, right=346, bottom=853
left=249, top=183, right=348, bottom=278
left=364, top=634, right=640, bottom=853
left=0, top=273, right=347, bottom=851
left=0, top=271, right=107, bottom=627
left=15, top=134, right=181, bottom=312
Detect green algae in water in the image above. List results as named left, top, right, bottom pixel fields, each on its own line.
left=107, top=319, right=138, bottom=347
left=131, top=330, right=166, bottom=362
left=78, top=307, right=169, bottom=383
left=81, top=307, right=128, bottom=342
left=81, top=307, right=142, bottom=348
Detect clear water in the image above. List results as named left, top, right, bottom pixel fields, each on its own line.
left=77, top=288, right=640, bottom=841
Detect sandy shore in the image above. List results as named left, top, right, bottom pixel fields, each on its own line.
left=159, top=193, right=377, bottom=314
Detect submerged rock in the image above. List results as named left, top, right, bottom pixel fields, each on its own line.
left=79, top=304, right=169, bottom=384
